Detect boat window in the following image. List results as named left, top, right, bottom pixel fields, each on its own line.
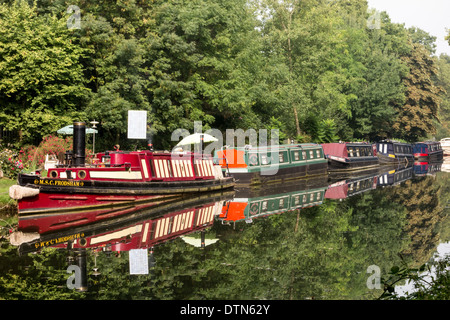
left=261, top=155, right=268, bottom=165
left=167, top=160, right=174, bottom=177
left=279, top=198, right=284, bottom=208
left=279, top=152, right=284, bottom=163
left=309, top=150, right=314, bottom=159
left=302, top=151, right=307, bottom=160
left=293, top=151, right=300, bottom=161
left=348, top=147, right=354, bottom=157
left=316, top=150, right=321, bottom=158
left=303, top=194, right=307, bottom=203
left=148, top=160, right=155, bottom=177
left=262, top=201, right=268, bottom=212
left=294, top=195, right=300, bottom=206
left=248, top=153, right=259, bottom=166
left=356, top=148, right=360, bottom=157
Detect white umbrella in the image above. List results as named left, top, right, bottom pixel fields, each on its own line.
left=57, top=125, right=98, bottom=134
left=176, top=133, right=218, bottom=146
left=181, top=235, right=219, bottom=247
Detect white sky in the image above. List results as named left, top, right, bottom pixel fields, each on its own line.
left=367, top=0, right=450, bottom=56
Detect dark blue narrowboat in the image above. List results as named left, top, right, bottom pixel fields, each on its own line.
left=413, top=161, right=443, bottom=176
left=375, top=140, right=414, bottom=164
left=413, top=141, right=443, bottom=161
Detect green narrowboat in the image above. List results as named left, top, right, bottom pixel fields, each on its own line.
left=215, top=144, right=328, bottom=185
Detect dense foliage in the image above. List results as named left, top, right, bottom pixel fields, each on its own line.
left=0, top=0, right=448, bottom=151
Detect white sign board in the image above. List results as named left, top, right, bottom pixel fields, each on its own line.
left=129, top=249, right=149, bottom=275
left=127, top=110, right=147, bottom=139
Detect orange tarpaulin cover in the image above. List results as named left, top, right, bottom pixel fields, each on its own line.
left=216, top=149, right=247, bottom=168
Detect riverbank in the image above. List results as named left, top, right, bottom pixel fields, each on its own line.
left=0, top=178, right=17, bottom=216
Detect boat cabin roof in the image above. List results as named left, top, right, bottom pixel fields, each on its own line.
left=414, top=141, right=441, bottom=146
left=228, top=143, right=321, bottom=152
left=378, top=140, right=412, bottom=146
left=321, top=142, right=373, bottom=158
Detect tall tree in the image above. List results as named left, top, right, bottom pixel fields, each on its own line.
left=434, top=54, right=450, bottom=139
left=392, top=42, right=442, bottom=141
left=348, top=11, right=410, bottom=141
left=140, top=0, right=261, bottom=147
left=255, top=0, right=353, bottom=139
left=0, top=0, right=90, bottom=144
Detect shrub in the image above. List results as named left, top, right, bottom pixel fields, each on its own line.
left=19, top=135, right=72, bottom=170
left=0, top=146, right=23, bottom=179
left=19, top=135, right=93, bottom=170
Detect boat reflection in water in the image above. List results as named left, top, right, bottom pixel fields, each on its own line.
left=217, top=177, right=329, bottom=225
left=11, top=191, right=234, bottom=290
left=325, top=161, right=443, bottom=201
left=413, top=161, right=443, bottom=177
left=9, top=159, right=443, bottom=292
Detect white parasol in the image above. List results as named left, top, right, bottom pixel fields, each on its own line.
left=176, top=133, right=218, bottom=146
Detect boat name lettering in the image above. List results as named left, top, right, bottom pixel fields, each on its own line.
left=34, top=233, right=85, bottom=249
left=34, top=179, right=84, bottom=187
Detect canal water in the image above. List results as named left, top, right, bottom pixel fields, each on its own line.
left=0, top=159, right=449, bottom=301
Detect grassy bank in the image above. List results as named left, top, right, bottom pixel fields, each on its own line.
left=0, top=178, right=17, bottom=234
left=0, top=178, right=16, bottom=207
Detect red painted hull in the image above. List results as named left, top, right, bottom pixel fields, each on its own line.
left=15, top=192, right=234, bottom=254
left=18, top=191, right=179, bottom=222
left=18, top=199, right=162, bottom=234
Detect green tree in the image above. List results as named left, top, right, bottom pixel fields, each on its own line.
left=142, top=0, right=261, bottom=148
left=255, top=0, right=352, bottom=139
left=434, top=54, right=450, bottom=139
left=392, top=42, right=442, bottom=141
left=0, top=0, right=90, bottom=144
left=348, top=11, right=410, bottom=141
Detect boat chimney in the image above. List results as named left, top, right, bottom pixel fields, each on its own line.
left=73, top=121, right=86, bottom=167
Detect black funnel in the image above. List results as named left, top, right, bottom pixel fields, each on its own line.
left=73, top=122, right=86, bottom=167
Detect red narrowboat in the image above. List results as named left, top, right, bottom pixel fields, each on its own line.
left=10, top=122, right=234, bottom=215
left=325, top=174, right=378, bottom=200
left=12, top=192, right=233, bottom=255
left=321, top=142, right=379, bottom=172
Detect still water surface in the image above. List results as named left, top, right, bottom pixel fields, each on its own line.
left=0, top=159, right=449, bottom=300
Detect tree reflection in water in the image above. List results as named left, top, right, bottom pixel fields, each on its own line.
left=0, top=167, right=448, bottom=300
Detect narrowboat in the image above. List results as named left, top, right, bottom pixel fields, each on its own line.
left=321, top=142, right=378, bottom=172
left=377, top=165, right=413, bottom=187
left=214, top=144, right=328, bottom=185
left=413, top=161, right=442, bottom=177
left=10, top=122, right=234, bottom=214
left=218, top=182, right=328, bottom=224
left=413, top=141, right=444, bottom=161
left=12, top=191, right=233, bottom=255
left=325, top=172, right=378, bottom=200
left=375, top=140, right=414, bottom=164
